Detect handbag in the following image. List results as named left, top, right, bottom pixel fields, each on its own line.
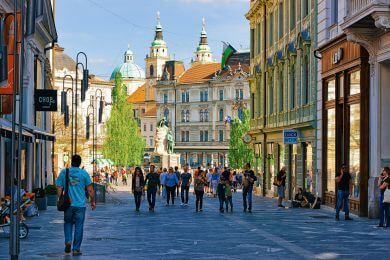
left=57, top=168, right=71, bottom=211
left=383, top=188, right=390, bottom=203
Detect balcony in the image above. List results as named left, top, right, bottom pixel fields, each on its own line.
left=342, top=0, right=390, bottom=31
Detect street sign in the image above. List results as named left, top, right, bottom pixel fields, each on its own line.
left=283, top=129, right=298, bottom=144
left=34, top=89, right=58, bottom=111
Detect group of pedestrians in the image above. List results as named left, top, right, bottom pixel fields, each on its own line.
left=130, top=163, right=258, bottom=214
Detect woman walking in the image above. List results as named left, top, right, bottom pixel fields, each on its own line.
left=132, top=167, right=145, bottom=212
left=378, top=167, right=390, bottom=227
left=194, top=170, right=207, bottom=212
left=165, top=167, right=179, bottom=206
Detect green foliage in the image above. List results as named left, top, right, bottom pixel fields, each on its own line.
left=228, top=109, right=254, bottom=169
left=103, top=72, right=146, bottom=166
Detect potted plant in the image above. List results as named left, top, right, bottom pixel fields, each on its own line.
left=32, top=188, right=47, bottom=210
left=45, top=185, right=57, bottom=206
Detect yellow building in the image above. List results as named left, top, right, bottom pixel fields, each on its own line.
left=246, top=0, right=317, bottom=199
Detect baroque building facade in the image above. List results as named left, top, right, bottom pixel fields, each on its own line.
left=246, top=0, right=317, bottom=199
left=156, top=20, right=251, bottom=167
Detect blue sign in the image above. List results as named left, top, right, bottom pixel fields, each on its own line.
left=283, top=130, right=298, bottom=144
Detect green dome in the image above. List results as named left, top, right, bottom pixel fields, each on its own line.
left=152, top=39, right=166, bottom=47
left=110, top=63, right=145, bottom=80
left=197, top=44, right=211, bottom=52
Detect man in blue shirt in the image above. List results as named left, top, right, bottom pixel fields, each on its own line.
left=56, top=155, right=96, bottom=256
left=180, top=165, right=192, bottom=206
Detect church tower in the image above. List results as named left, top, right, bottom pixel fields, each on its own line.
left=194, top=18, right=213, bottom=64
left=145, top=11, right=170, bottom=80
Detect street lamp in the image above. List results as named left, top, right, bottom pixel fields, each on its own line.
left=74, top=52, right=88, bottom=154
left=61, top=75, right=75, bottom=156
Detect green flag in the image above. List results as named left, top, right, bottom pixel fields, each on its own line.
left=221, top=43, right=237, bottom=69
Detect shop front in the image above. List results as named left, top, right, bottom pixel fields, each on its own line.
left=319, top=36, right=369, bottom=216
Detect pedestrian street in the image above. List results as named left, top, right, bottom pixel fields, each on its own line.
left=1, top=186, right=389, bottom=260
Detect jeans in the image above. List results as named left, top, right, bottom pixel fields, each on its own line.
left=147, top=187, right=157, bottom=209
left=181, top=186, right=189, bottom=204
left=176, top=185, right=180, bottom=197
left=166, top=186, right=176, bottom=205
left=64, top=206, right=86, bottom=251
left=379, top=193, right=390, bottom=226
left=336, top=190, right=350, bottom=216
left=134, top=191, right=142, bottom=210
left=243, top=186, right=253, bottom=210
left=195, top=190, right=204, bottom=210
left=225, top=196, right=233, bottom=211
left=219, top=196, right=226, bottom=210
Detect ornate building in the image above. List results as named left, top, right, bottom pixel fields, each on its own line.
left=110, top=46, right=145, bottom=96
left=53, top=45, right=113, bottom=174
left=127, top=12, right=171, bottom=152
left=157, top=19, right=251, bottom=167
left=246, top=0, right=317, bottom=199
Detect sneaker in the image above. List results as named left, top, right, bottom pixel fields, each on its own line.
left=196, top=209, right=199, bottom=212
left=278, top=204, right=284, bottom=208
left=180, top=203, right=184, bottom=206
left=378, top=224, right=384, bottom=228
left=345, top=216, right=353, bottom=221
left=72, top=250, right=82, bottom=256
left=65, top=243, right=71, bottom=254
left=199, top=209, right=203, bottom=212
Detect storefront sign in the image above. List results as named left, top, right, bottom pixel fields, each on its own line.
left=283, top=129, right=298, bottom=144
left=34, top=89, right=58, bottom=111
left=332, top=48, right=343, bottom=64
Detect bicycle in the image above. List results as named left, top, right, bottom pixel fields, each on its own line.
left=0, top=199, right=29, bottom=239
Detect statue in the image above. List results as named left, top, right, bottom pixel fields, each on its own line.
left=167, top=130, right=174, bottom=154
left=154, top=118, right=169, bottom=154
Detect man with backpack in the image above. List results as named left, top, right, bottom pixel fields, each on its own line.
left=56, top=155, right=96, bottom=256
left=242, top=163, right=257, bottom=213
left=145, top=164, right=160, bottom=212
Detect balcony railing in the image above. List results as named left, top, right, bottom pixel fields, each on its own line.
left=347, top=0, right=390, bottom=17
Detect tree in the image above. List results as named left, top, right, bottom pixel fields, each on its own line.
left=103, top=72, right=145, bottom=166
left=228, top=109, right=253, bottom=169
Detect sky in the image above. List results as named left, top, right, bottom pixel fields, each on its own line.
left=55, top=0, right=250, bottom=79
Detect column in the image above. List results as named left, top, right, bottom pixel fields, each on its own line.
left=27, top=143, right=34, bottom=192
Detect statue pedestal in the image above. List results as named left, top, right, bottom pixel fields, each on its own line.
left=150, top=153, right=181, bottom=169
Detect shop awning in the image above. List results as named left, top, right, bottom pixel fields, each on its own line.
left=23, top=125, right=56, bottom=142
left=0, top=119, right=34, bottom=143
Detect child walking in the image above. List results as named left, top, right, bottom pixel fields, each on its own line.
left=225, top=181, right=233, bottom=212
left=217, top=177, right=226, bottom=213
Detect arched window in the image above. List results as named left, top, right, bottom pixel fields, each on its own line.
left=150, top=65, right=154, bottom=76
left=219, top=108, right=224, bottom=122
left=164, top=108, right=169, bottom=123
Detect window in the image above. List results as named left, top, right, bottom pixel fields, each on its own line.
left=150, top=65, right=154, bottom=77
left=279, top=2, right=284, bottom=39
left=143, top=124, right=146, bottom=132
left=186, top=131, right=190, bottom=142
left=330, top=0, right=338, bottom=25
left=163, top=93, right=168, bottom=103
left=269, top=79, right=274, bottom=114
left=290, top=0, right=296, bottom=29
left=240, top=89, right=244, bottom=100
left=235, top=89, right=244, bottom=100
left=257, top=23, right=261, bottom=54
left=200, top=131, right=204, bottom=142
left=150, top=124, right=153, bottom=132
left=250, top=28, right=255, bottom=58
left=204, top=90, right=208, bottom=101
left=149, top=138, right=153, bottom=146
left=181, top=110, right=190, bottom=122
left=350, top=71, right=360, bottom=95
left=200, top=91, right=204, bottom=102
left=219, top=89, right=224, bottom=101
left=290, top=65, right=296, bottom=109
left=327, top=79, right=336, bottom=101
left=186, top=110, right=190, bottom=122
left=279, top=70, right=284, bottom=112
left=182, top=92, right=185, bottom=102
left=302, top=56, right=309, bottom=104
left=164, top=108, right=169, bottom=123
left=302, top=0, right=309, bottom=18
left=219, top=130, right=224, bottom=142
left=269, top=12, right=274, bottom=47
left=238, top=108, right=244, bottom=121
left=326, top=108, right=336, bottom=193
left=204, top=109, right=209, bottom=122
left=200, top=109, right=204, bottom=122
left=349, top=104, right=361, bottom=198
left=219, top=108, right=224, bottom=122
left=186, top=91, right=189, bottom=102
left=181, top=131, right=190, bottom=142
left=200, top=130, right=209, bottom=142
left=200, top=90, right=208, bottom=102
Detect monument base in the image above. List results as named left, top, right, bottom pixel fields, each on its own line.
left=150, top=153, right=181, bottom=169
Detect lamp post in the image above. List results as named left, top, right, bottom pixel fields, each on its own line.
left=74, top=52, right=88, bottom=154
left=61, top=75, right=75, bottom=156
left=86, top=104, right=96, bottom=200
left=93, top=89, right=104, bottom=167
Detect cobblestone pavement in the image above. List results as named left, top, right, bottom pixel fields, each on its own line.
left=1, top=186, right=389, bottom=260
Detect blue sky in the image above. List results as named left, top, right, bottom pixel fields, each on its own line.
left=55, top=0, right=250, bottom=79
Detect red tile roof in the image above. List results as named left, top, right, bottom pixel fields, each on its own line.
left=178, top=63, right=220, bottom=84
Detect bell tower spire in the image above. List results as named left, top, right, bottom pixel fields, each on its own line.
left=194, top=18, right=213, bottom=64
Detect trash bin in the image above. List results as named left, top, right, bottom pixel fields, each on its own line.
left=93, top=183, right=106, bottom=203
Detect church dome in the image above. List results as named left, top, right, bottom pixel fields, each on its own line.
left=110, top=47, right=145, bottom=80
